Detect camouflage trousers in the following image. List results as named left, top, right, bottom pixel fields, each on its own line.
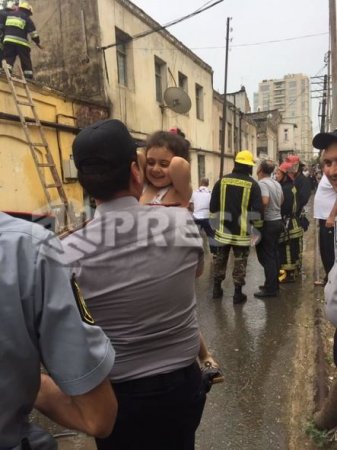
left=213, top=245, right=250, bottom=286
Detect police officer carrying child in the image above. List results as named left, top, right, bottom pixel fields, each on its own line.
left=61, top=119, right=221, bottom=450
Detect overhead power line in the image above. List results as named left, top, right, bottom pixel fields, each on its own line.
left=130, top=31, right=328, bottom=52
left=230, top=32, right=328, bottom=48
left=99, top=0, right=224, bottom=51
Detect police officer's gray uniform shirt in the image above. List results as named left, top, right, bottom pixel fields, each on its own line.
left=0, top=213, right=115, bottom=448
left=62, top=197, right=203, bottom=382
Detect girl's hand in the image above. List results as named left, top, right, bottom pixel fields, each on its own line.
left=137, top=150, right=146, bottom=172
left=168, top=157, right=192, bottom=204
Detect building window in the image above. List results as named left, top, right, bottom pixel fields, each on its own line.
left=195, top=84, right=204, bottom=120
left=178, top=72, right=188, bottom=92
left=284, top=128, right=288, bottom=141
left=198, top=154, right=205, bottom=185
left=154, top=57, right=166, bottom=102
left=234, top=126, right=239, bottom=152
left=219, top=117, right=223, bottom=151
left=115, top=28, right=130, bottom=86
left=227, top=122, right=232, bottom=153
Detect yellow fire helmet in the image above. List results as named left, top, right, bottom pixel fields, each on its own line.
left=19, top=2, right=33, bottom=14
left=234, top=150, right=255, bottom=167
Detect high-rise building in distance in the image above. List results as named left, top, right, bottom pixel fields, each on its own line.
left=254, top=74, right=313, bottom=160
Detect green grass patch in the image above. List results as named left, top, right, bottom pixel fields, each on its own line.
left=305, top=420, right=333, bottom=448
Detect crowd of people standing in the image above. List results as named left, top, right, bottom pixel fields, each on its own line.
left=191, top=150, right=311, bottom=302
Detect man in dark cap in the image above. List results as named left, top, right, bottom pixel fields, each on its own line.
left=61, top=119, right=212, bottom=450
left=313, top=130, right=337, bottom=285
left=313, top=129, right=337, bottom=429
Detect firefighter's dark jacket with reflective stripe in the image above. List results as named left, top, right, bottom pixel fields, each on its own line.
left=210, top=170, right=263, bottom=246
left=279, top=177, right=303, bottom=242
left=0, top=9, right=39, bottom=48
left=294, top=172, right=311, bottom=215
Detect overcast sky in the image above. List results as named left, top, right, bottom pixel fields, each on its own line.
left=132, top=0, right=330, bottom=133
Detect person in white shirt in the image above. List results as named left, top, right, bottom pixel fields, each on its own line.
left=313, top=173, right=336, bottom=285
left=190, top=178, right=215, bottom=254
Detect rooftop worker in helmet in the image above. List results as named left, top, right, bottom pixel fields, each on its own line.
left=0, top=1, right=17, bottom=61
left=0, top=1, right=41, bottom=79
left=210, top=150, right=263, bottom=304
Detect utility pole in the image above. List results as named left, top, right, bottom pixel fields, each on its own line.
left=321, top=74, right=328, bottom=132
left=219, top=17, right=231, bottom=179
left=330, top=0, right=337, bottom=129
left=327, top=51, right=332, bottom=130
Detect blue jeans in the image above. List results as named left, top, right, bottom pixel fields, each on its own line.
left=95, top=362, right=206, bottom=450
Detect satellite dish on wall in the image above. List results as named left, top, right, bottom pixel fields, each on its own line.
left=162, top=87, right=192, bottom=114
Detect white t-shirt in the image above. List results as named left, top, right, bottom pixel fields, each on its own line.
left=191, top=186, right=212, bottom=219
left=314, top=174, right=337, bottom=220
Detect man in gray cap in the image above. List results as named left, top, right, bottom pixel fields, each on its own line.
left=61, top=119, right=211, bottom=450
left=0, top=213, right=117, bottom=450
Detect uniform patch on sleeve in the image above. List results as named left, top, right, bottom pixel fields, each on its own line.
left=71, top=274, right=95, bottom=325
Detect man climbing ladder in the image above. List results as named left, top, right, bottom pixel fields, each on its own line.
left=0, top=2, right=40, bottom=79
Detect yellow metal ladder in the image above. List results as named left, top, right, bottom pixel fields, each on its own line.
left=2, top=60, right=75, bottom=231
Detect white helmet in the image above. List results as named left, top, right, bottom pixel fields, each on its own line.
left=6, top=1, right=16, bottom=9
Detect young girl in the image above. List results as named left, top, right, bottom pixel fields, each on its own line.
left=140, top=130, right=192, bottom=207
left=140, top=129, right=223, bottom=384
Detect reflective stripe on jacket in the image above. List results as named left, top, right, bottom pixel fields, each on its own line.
left=2, top=10, right=39, bottom=48
left=210, top=172, right=263, bottom=247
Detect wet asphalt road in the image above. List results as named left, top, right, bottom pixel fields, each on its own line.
left=33, top=210, right=317, bottom=450
left=195, top=223, right=316, bottom=450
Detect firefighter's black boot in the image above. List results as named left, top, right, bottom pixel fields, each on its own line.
left=212, top=279, right=223, bottom=299
left=233, top=284, right=247, bottom=305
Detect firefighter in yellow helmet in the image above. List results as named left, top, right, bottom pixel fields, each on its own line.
left=0, top=2, right=17, bottom=61
left=210, top=150, right=263, bottom=304
left=0, top=1, right=40, bottom=79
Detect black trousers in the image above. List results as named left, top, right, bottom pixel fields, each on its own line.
left=194, top=218, right=216, bottom=254
left=256, top=220, right=284, bottom=292
left=3, top=42, right=33, bottom=76
left=319, top=219, right=335, bottom=279
left=194, top=218, right=214, bottom=237
left=95, top=362, right=206, bottom=450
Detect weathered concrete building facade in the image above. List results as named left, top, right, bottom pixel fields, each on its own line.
left=278, top=122, right=297, bottom=160
left=29, top=0, right=222, bottom=187
left=0, top=76, right=108, bottom=218
left=213, top=88, right=258, bottom=175
left=247, top=110, right=282, bottom=162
